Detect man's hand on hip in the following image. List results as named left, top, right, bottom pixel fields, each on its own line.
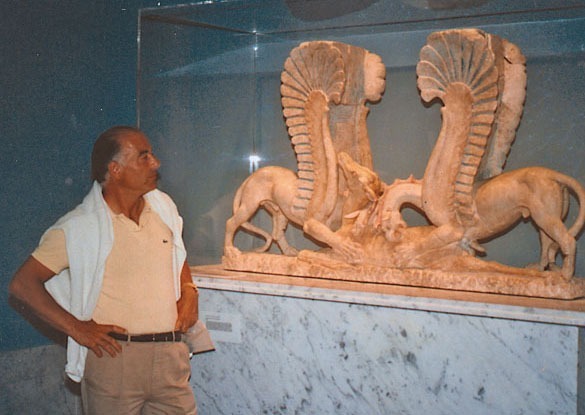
left=72, top=319, right=127, bottom=358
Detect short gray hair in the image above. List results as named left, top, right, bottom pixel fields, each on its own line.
left=91, top=126, right=141, bottom=183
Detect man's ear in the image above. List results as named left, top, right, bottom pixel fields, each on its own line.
left=108, top=160, right=121, bottom=179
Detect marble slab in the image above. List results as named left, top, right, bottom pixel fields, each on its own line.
left=190, top=282, right=584, bottom=415
left=192, top=264, right=585, bottom=327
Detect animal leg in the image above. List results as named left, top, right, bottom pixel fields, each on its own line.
left=533, top=213, right=576, bottom=278
left=225, top=202, right=271, bottom=256
left=537, top=230, right=560, bottom=272
left=263, top=202, right=298, bottom=256
left=224, top=214, right=243, bottom=256
left=273, top=211, right=298, bottom=256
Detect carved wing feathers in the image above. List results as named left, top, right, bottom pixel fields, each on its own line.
left=478, top=36, right=527, bottom=180
left=417, top=30, right=498, bottom=103
left=281, top=42, right=346, bottom=220
left=417, top=29, right=499, bottom=226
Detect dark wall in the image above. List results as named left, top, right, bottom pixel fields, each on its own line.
left=0, top=1, right=180, bottom=351
left=3, top=1, right=584, bottom=352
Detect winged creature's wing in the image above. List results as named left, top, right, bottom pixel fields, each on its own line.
left=477, top=35, right=527, bottom=180
left=417, top=29, right=499, bottom=227
left=281, top=42, right=345, bottom=222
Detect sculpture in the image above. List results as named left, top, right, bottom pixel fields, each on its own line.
left=223, top=151, right=383, bottom=262
left=222, top=30, right=585, bottom=299
left=378, top=30, right=585, bottom=279
left=224, top=41, right=385, bottom=263
left=379, top=167, right=585, bottom=277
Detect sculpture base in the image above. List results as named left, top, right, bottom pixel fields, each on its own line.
left=222, top=251, right=585, bottom=300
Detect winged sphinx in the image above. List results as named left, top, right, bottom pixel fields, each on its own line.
left=223, top=41, right=386, bottom=263
left=377, top=29, right=585, bottom=278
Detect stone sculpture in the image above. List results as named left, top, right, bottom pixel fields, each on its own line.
left=222, top=30, right=585, bottom=299
left=378, top=30, right=585, bottom=279
left=224, top=41, right=386, bottom=263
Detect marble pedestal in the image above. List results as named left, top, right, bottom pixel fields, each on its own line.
left=190, top=265, right=585, bottom=415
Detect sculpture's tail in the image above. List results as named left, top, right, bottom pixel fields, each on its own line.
left=556, top=172, right=585, bottom=239
left=231, top=175, right=273, bottom=252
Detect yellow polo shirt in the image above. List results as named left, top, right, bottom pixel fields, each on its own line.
left=32, top=202, right=177, bottom=334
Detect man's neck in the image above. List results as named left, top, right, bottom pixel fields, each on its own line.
left=102, top=185, right=145, bottom=225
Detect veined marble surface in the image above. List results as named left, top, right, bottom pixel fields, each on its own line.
left=191, top=287, right=582, bottom=415
left=189, top=267, right=585, bottom=414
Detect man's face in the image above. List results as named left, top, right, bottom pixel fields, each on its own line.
left=112, top=132, right=161, bottom=195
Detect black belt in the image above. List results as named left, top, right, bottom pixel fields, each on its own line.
left=108, top=331, right=182, bottom=342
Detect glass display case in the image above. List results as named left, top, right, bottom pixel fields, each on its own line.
left=137, top=0, right=585, bottom=272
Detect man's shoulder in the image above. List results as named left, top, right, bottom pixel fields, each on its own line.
left=51, top=183, right=108, bottom=231
left=145, top=188, right=179, bottom=211
left=51, top=204, right=104, bottom=232
left=147, top=188, right=175, bottom=203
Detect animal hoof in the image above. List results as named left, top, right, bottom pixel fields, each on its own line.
left=224, top=246, right=242, bottom=258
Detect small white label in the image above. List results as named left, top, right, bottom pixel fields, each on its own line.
left=200, top=311, right=242, bottom=344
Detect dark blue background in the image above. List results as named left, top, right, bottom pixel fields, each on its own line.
left=2, top=0, right=584, bottom=352
left=0, top=1, right=184, bottom=351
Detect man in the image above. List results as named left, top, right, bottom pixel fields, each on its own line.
left=9, top=126, right=200, bottom=414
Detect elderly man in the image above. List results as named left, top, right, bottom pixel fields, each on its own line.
left=10, top=126, right=200, bottom=414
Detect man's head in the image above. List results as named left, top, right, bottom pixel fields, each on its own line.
left=91, top=126, right=140, bottom=183
left=91, top=126, right=160, bottom=194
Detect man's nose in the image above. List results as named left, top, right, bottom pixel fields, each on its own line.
left=149, top=154, right=161, bottom=169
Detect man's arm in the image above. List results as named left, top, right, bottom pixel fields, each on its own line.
left=9, top=256, right=127, bottom=357
left=175, top=260, right=199, bottom=332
